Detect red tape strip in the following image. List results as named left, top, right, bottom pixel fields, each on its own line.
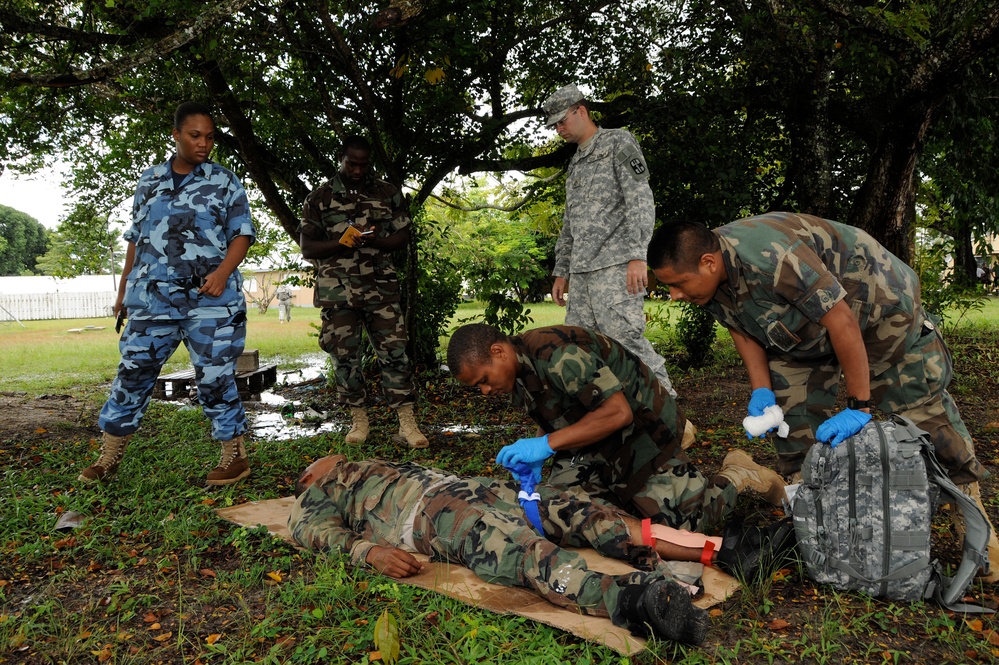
left=641, top=518, right=653, bottom=547
left=701, top=540, right=716, bottom=567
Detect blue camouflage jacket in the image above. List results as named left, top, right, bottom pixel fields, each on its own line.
left=122, top=156, right=255, bottom=319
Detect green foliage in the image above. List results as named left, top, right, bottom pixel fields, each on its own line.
left=675, top=301, right=717, bottom=367
left=373, top=609, right=400, bottom=664
left=0, top=204, right=49, bottom=275
left=33, top=203, right=122, bottom=277
left=424, top=180, right=555, bottom=335
left=912, top=230, right=987, bottom=329
left=400, top=207, right=463, bottom=368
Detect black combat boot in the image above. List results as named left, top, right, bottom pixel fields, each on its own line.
left=617, top=579, right=709, bottom=645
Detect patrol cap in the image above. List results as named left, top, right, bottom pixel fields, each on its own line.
left=542, top=84, right=585, bottom=127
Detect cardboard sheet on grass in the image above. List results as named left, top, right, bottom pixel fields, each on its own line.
left=216, top=497, right=740, bottom=655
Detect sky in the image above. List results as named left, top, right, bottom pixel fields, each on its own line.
left=0, top=169, right=74, bottom=230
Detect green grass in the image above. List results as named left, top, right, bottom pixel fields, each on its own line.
left=2, top=298, right=998, bottom=663
left=0, top=307, right=324, bottom=395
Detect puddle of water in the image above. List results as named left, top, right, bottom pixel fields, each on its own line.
left=251, top=411, right=343, bottom=439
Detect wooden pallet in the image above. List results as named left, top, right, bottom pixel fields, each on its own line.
left=153, top=363, right=278, bottom=400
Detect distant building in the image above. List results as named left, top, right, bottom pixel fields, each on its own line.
left=242, top=270, right=313, bottom=309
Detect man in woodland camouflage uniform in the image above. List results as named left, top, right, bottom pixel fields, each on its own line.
left=80, top=102, right=255, bottom=487
left=289, top=454, right=716, bottom=645
left=300, top=135, right=428, bottom=448
left=647, top=212, right=999, bottom=580
left=542, top=84, right=676, bottom=397
left=447, top=324, right=785, bottom=533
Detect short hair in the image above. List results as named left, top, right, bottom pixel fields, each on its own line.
left=341, top=134, right=372, bottom=156
left=647, top=221, right=720, bottom=273
left=447, top=324, right=507, bottom=377
left=173, top=101, right=215, bottom=131
left=294, top=467, right=312, bottom=498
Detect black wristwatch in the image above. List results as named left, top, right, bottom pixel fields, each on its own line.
left=847, top=397, right=871, bottom=410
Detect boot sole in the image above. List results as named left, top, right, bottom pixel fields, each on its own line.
left=206, top=468, right=251, bottom=486
left=393, top=434, right=429, bottom=449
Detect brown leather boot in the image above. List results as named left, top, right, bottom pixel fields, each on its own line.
left=718, top=449, right=786, bottom=506
left=206, top=435, right=250, bottom=486
left=78, top=432, right=131, bottom=484
left=345, top=407, right=369, bottom=444
left=394, top=403, right=429, bottom=449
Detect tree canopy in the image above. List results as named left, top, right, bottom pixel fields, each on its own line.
left=2, top=0, right=998, bottom=284
left=0, top=204, right=48, bottom=276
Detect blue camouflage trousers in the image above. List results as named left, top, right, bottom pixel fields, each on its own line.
left=98, top=313, right=249, bottom=441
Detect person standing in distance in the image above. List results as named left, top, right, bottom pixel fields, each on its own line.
left=299, top=135, right=429, bottom=449
left=79, top=101, right=256, bottom=487
left=542, top=84, right=677, bottom=397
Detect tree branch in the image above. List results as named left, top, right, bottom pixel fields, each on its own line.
left=7, top=0, right=256, bottom=87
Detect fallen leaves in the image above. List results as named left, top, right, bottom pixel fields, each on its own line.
left=768, top=618, right=790, bottom=631
left=373, top=609, right=400, bottom=665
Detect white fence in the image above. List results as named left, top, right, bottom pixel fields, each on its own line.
left=0, top=292, right=116, bottom=321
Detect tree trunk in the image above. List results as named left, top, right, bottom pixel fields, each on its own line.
left=848, top=98, right=938, bottom=264
left=198, top=58, right=302, bottom=242
left=786, top=57, right=835, bottom=218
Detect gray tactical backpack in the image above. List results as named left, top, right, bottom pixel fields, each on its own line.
left=791, top=415, right=992, bottom=612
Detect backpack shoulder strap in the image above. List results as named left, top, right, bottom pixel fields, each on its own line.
left=892, top=415, right=994, bottom=613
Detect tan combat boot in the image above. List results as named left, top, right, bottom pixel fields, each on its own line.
left=206, top=435, right=250, bottom=486
left=345, top=407, right=369, bottom=444
left=953, top=482, right=999, bottom=582
left=718, top=449, right=786, bottom=506
left=394, top=403, right=429, bottom=449
left=78, top=432, right=132, bottom=484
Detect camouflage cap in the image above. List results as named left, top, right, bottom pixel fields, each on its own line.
left=542, top=84, right=585, bottom=127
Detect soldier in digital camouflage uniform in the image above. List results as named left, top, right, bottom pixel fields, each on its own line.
left=300, top=135, right=428, bottom=449
left=79, top=101, right=256, bottom=487
left=275, top=284, right=293, bottom=322
left=647, top=212, right=999, bottom=579
left=288, top=454, right=713, bottom=645
left=542, top=84, right=676, bottom=397
left=447, top=324, right=786, bottom=533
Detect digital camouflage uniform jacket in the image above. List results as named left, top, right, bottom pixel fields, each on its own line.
left=509, top=326, right=688, bottom=502
left=553, top=128, right=655, bottom=278
left=300, top=172, right=410, bottom=308
left=706, top=211, right=923, bottom=373
left=122, top=156, right=255, bottom=319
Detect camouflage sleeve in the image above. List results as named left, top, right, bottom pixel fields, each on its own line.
left=222, top=173, right=256, bottom=245
left=773, top=242, right=845, bottom=322
left=287, top=483, right=376, bottom=566
left=124, top=166, right=156, bottom=244
left=613, top=132, right=655, bottom=263
left=544, top=344, right=624, bottom=410
left=388, top=185, right=411, bottom=234
left=553, top=215, right=573, bottom=278
left=299, top=189, right=326, bottom=240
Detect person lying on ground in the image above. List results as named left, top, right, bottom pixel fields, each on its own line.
left=289, top=455, right=794, bottom=645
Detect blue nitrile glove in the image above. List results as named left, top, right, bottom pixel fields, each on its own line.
left=509, top=461, right=543, bottom=494
left=748, top=387, right=776, bottom=417
left=510, top=461, right=545, bottom=534
left=815, top=408, right=872, bottom=448
left=495, top=434, right=555, bottom=468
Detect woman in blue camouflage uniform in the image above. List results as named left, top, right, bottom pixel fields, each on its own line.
left=78, top=101, right=256, bottom=487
